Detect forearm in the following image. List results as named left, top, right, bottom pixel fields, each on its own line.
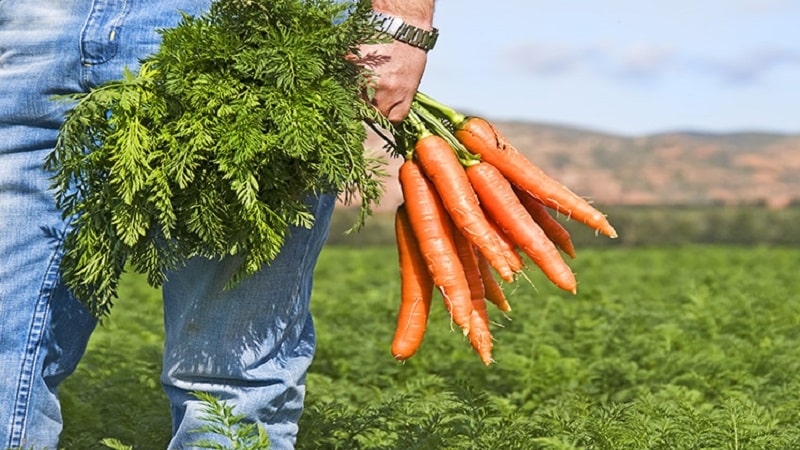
left=370, top=0, right=435, bottom=29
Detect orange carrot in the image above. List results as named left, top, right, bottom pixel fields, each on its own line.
left=468, top=303, right=494, bottom=365
left=453, top=230, right=494, bottom=365
left=485, top=217, right=524, bottom=272
left=391, top=204, right=435, bottom=361
left=477, top=253, right=511, bottom=313
left=514, top=186, right=577, bottom=259
left=413, top=133, right=521, bottom=282
left=398, top=159, right=473, bottom=334
left=466, top=162, right=578, bottom=294
left=452, top=230, right=485, bottom=301
left=453, top=117, right=617, bottom=238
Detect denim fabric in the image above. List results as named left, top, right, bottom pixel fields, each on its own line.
left=0, top=0, right=335, bottom=448
left=162, top=193, right=334, bottom=449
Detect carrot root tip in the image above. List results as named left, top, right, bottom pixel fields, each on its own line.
left=490, top=319, right=506, bottom=329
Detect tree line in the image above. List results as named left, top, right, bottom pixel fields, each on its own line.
left=327, top=205, right=800, bottom=247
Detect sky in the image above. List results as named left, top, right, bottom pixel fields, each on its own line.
left=417, top=0, right=800, bottom=136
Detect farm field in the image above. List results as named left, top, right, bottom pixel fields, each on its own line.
left=59, top=245, right=800, bottom=449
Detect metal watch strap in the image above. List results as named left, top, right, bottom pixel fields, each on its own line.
left=370, top=12, right=439, bottom=51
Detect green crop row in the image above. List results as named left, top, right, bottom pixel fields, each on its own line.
left=59, top=245, right=800, bottom=449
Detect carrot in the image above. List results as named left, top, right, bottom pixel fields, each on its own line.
left=412, top=132, right=521, bottom=282
left=466, top=161, right=578, bottom=294
left=514, top=186, right=577, bottom=259
left=453, top=230, right=494, bottom=365
left=456, top=118, right=617, bottom=238
left=468, top=303, right=494, bottom=365
left=477, top=253, right=511, bottom=313
left=391, top=204, right=435, bottom=361
left=453, top=230, right=485, bottom=301
left=398, top=159, right=473, bottom=334
left=414, top=91, right=616, bottom=238
left=485, top=217, right=524, bottom=272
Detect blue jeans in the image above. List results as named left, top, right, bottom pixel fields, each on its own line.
left=0, top=1, right=334, bottom=448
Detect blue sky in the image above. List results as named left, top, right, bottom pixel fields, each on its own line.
left=417, top=0, right=800, bottom=136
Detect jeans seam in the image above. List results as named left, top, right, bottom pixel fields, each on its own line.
left=7, top=225, right=68, bottom=448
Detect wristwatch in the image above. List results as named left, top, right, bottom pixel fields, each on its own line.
left=370, top=11, right=439, bottom=52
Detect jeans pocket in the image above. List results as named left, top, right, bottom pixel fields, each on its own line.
left=80, top=0, right=130, bottom=65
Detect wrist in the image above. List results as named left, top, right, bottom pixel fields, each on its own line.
left=369, top=11, right=439, bottom=52
left=370, top=0, right=435, bottom=28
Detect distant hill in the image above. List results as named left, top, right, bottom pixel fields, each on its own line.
left=360, top=121, right=800, bottom=212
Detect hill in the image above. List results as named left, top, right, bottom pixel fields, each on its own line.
left=360, top=121, right=800, bottom=212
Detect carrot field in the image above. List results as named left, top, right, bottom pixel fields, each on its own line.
left=59, top=244, right=800, bottom=449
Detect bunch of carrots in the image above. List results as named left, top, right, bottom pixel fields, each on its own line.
left=387, top=92, right=618, bottom=366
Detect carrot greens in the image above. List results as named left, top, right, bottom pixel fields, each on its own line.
left=46, top=0, right=383, bottom=317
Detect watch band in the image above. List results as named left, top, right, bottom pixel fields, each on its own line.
left=370, top=12, right=439, bottom=52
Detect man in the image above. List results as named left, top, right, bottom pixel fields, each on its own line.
left=0, top=0, right=436, bottom=448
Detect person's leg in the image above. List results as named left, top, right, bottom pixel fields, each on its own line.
left=161, top=193, right=336, bottom=450
left=0, top=0, right=211, bottom=446
left=0, top=1, right=98, bottom=447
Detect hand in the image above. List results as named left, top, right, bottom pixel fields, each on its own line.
left=355, top=40, right=429, bottom=124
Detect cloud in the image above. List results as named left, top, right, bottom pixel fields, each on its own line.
left=502, top=41, right=673, bottom=81
left=503, top=40, right=800, bottom=85
left=737, top=0, right=792, bottom=14
left=615, top=44, right=675, bottom=79
left=697, top=47, right=800, bottom=84
left=502, top=42, right=594, bottom=76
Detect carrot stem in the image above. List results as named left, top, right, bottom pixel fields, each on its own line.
left=414, top=91, right=466, bottom=125
left=410, top=102, right=478, bottom=167
left=404, top=110, right=432, bottom=139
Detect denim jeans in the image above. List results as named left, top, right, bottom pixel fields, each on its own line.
left=0, top=0, right=334, bottom=448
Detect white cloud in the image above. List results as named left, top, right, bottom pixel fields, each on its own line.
left=697, top=47, right=800, bottom=84
left=502, top=41, right=672, bottom=81
left=737, top=0, right=792, bottom=14
left=503, top=40, right=800, bottom=85
left=502, top=42, right=591, bottom=76
left=616, top=44, right=674, bottom=79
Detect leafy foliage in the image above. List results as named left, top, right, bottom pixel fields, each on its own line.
left=99, top=438, right=136, bottom=450
left=60, top=246, right=800, bottom=448
left=302, top=244, right=800, bottom=449
left=46, top=0, right=384, bottom=317
left=188, top=392, right=271, bottom=449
